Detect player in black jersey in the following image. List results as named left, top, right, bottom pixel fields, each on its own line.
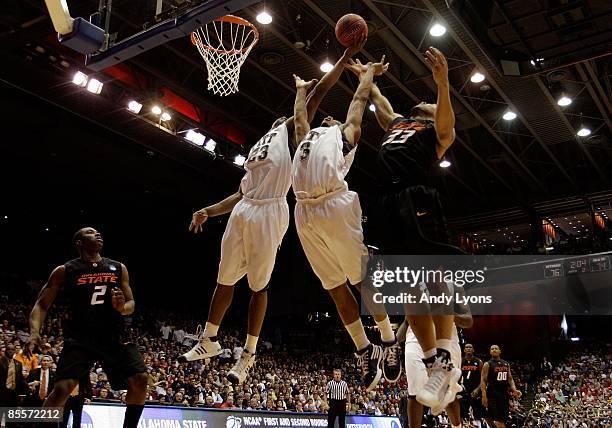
left=29, top=227, right=147, bottom=428
left=346, top=47, right=461, bottom=410
left=481, top=345, right=521, bottom=428
left=461, top=344, right=485, bottom=427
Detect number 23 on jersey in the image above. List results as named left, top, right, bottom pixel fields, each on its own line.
left=247, top=131, right=277, bottom=163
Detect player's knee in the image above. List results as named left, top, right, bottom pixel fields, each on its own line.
left=249, top=283, right=268, bottom=293
left=326, top=281, right=348, bottom=295
left=216, top=282, right=235, bottom=289
left=128, top=372, right=148, bottom=391
left=52, top=380, right=77, bottom=399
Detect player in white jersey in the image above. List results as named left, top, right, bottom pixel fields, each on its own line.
left=397, top=282, right=473, bottom=428
left=177, top=118, right=292, bottom=384
left=292, top=59, right=393, bottom=391
left=179, top=37, right=367, bottom=384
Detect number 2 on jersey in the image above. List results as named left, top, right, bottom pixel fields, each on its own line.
left=91, top=285, right=107, bottom=305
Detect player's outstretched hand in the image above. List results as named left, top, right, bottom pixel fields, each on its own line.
left=424, top=47, right=448, bottom=86
left=344, top=33, right=367, bottom=58
left=345, top=57, right=388, bottom=77
left=111, top=288, right=126, bottom=313
left=293, top=74, right=318, bottom=91
left=370, top=55, right=389, bottom=76
left=513, top=389, right=522, bottom=399
left=345, top=58, right=368, bottom=76
left=189, top=209, right=208, bottom=233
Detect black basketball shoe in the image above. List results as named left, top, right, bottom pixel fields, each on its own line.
left=355, top=343, right=383, bottom=391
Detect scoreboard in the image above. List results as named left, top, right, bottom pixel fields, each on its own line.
left=543, top=254, right=611, bottom=278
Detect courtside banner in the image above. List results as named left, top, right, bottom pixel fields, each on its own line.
left=72, top=404, right=402, bottom=428
left=359, top=252, right=612, bottom=315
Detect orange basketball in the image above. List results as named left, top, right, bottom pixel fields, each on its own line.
left=335, top=14, right=368, bottom=47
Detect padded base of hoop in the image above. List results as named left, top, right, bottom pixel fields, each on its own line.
left=59, top=17, right=106, bottom=55
left=85, top=0, right=259, bottom=71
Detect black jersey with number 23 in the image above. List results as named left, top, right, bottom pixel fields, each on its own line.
left=63, top=257, right=125, bottom=342
left=377, top=117, right=439, bottom=187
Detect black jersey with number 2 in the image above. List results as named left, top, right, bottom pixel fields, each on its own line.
left=377, top=116, right=439, bottom=187
left=63, top=257, right=125, bottom=342
left=487, top=359, right=511, bottom=395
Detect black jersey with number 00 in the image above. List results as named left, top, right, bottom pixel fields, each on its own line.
left=462, top=357, right=483, bottom=392
left=377, top=117, right=439, bottom=187
left=63, top=258, right=125, bottom=342
left=487, top=359, right=511, bottom=395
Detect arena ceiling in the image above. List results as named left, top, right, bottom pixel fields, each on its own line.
left=1, top=0, right=611, bottom=225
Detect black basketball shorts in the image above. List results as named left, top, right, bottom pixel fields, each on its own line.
left=55, top=338, right=145, bottom=390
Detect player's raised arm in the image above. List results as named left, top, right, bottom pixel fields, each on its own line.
left=305, top=34, right=367, bottom=123
left=424, top=47, right=456, bottom=158
left=293, top=74, right=318, bottom=145
left=370, top=83, right=403, bottom=131
left=345, top=59, right=399, bottom=131
left=29, top=265, right=65, bottom=348
left=189, top=191, right=242, bottom=233
left=342, top=58, right=387, bottom=146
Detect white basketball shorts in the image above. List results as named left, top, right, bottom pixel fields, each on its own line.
left=217, top=197, right=289, bottom=291
left=294, top=190, right=368, bottom=290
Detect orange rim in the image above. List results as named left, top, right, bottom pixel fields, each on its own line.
left=191, top=14, right=259, bottom=54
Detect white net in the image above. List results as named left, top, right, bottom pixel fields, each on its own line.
left=191, top=15, right=259, bottom=96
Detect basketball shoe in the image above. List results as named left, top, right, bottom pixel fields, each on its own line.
left=356, top=343, right=383, bottom=391
left=382, top=340, right=402, bottom=383
left=227, top=350, right=256, bottom=385
left=416, top=352, right=461, bottom=409
left=177, top=325, right=222, bottom=363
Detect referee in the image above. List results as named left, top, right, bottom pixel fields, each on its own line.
left=326, top=369, right=349, bottom=428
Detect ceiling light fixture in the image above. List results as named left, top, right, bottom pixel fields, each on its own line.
left=429, top=23, right=446, bottom=37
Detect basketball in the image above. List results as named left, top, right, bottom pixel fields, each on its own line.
left=335, top=14, right=368, bottom=47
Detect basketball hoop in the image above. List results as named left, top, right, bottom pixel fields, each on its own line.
left=191, top=15, right=259, bottom=96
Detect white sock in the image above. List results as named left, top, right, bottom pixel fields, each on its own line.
left=423, top=348, right=437, bottom=359
left=245, top=334, right=258, bottom=354
left=203, top=322, right=219, bottom=338
left=437, top=338, right=452, bottom=352
left=344, top=319, right=370, bottom=351
left=375, top=316, right=395, bottom=343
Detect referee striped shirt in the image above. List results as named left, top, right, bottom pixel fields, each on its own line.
left=326, top=380, right=348, bottom=400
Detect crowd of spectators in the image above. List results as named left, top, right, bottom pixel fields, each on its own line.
left=0, top=284, right=403, bottom=417
left=524, top=345, right=611, bottom=428
left=2, top=273, right=610, bottom=425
